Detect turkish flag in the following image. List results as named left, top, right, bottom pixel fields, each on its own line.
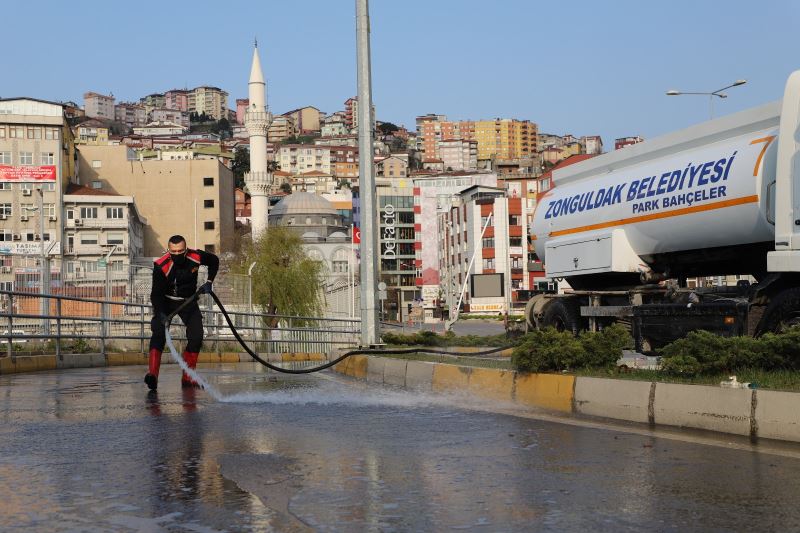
left=352, top=226, right=361, bottom=244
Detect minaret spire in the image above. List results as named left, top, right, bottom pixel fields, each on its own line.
left=244, top=42, right=272, bottom=240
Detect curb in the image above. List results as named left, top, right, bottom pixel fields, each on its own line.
left=332, top=354, right=800, bottom=444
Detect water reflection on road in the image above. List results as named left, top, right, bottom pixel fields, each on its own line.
left=0, top=363, right=799, bottom=531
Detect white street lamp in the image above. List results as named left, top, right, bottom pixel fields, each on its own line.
left=666, top=79, right=747, bottom=119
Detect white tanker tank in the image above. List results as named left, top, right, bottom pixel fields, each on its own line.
left=526, top=70, right=800, bottom=341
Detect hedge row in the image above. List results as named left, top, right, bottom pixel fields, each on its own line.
left=659, top=328, right=800, bottom=376
left=382, top=330, right=513, bottom=348
left=511, top=324, right=632, bottom=373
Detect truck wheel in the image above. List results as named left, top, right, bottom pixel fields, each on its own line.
left=541, top=298, right=583, bottom=335
left=759, top=287, right=800, bottom=334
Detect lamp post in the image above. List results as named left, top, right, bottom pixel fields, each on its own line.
left=22, top=188, right=49, bottom=335
left=666, top=79, right=747, bottom=119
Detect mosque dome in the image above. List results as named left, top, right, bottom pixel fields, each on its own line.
left=269, top=192, right=337, bottom=217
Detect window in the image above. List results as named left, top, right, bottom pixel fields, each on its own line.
left=110, top=260, right=124, bottom=272
left=204, top=244, right=215, bottom=252
left=0, top=126, right=4, bottom=138
left=0, top=282, right=12, bottom=292
left=511, top=257, right=521, bottom=268
left=19, top=182, right=32, bottom=191
left=25, top=233, right=39, bottom=242
left=91, top=160, right=102, bottom=168
left=27, top=127, right=41, bottom=139
left=0, top=204, right=11, bottom=216
left=40, top=152, right=54, bottom=165
left=509, top=237, right=522, bottom=247
left=107, top=233, right=124, bottom=245
left=203, top=199, right=214, bottom=208
left=482, top=258, right=495, bottom=269
left=0, top=152, right=10, bottom=164
left=19, top=152, right=33, bottom=165
left=106, top=207, right=123, bottom=219
left=41, top=183, right=55, bottom=191
left=509, top=215, right=521, bottom=226
left=305, top=217, right=312, bottom=225
left=332, top=248, right=350, bottom=273
left=80, top=207, right=98, bottom=219
left=80, top=234, right=98, bottom=245
left=0, top=230, right=12, bottom=241
left=8, top=126, right=23, bottom=138
left=482, top=237, right=494, bottom=248
left=480, top=216, right=493, bottom=227
left=204, top=221, right=215, bottom=230
left=203, top=177, right=214, bottom=186
left=0, top=183, right=9, bottom=190
left=43, top=204, right=55, bottom=218
left=44, top=128, right=59, bottom=140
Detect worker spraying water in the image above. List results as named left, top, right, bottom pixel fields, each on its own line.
left=144, top=235, right=219, bottom=391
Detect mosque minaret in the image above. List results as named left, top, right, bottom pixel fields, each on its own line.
left=244, top=41, right=273, bottom=239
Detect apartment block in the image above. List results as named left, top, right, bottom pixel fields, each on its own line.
left=62, top=184, right=146, bottom=283
left=375, top=154, right=408, bottom=179
left=165, top=89, right=190, bottom=112
left=84, top=92, right=115, bottom=120
left=236, top=98, right=249, bottom=125
left=344, top=97, right=375, bottom=132
left=150, top=108, right=190, bottom=128
left=438, top=139, right=478, bottom=171
left=268, top=115, right=298, bottom=143
left=73, top=119, right=110, bottom=145
left=189, top=86, right=229, bottom=120
left=76, top=145, right=234, bottom=256
left=439, top=184, right=537, bottom=315
left=0, top=99, right=75, bottom=268
left=277, top=144, right=331, bottom=175
left=282, top=106, right=323, bottom=134
left=114, top=102, right=147, bottom=128
left=139, top=93, right=166, bottom=114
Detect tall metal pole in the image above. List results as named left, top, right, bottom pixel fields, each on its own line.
left=356, top=0, right=379, bottom=345
left=38, top=188, right=50, bottom=335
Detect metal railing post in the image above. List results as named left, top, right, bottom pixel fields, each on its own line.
left=55, top=298, right=62, bottom=360
left=100, top=297, right=106, bottom=357
left=140, top=304, right=145, bottom=354
left=5, top=293, right=12, bottom=358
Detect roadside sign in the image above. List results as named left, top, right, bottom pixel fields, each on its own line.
left=97, top=259, right=107, bottom=268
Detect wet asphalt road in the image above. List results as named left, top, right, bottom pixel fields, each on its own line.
left=1, top=363, right=800, bottom=532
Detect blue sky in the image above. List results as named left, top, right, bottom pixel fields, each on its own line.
left=4, top=0, right=799, bottom=147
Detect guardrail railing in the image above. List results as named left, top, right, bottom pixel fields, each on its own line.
left=0, top=290, right=360, bottom=358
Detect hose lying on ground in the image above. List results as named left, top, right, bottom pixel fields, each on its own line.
left=163, top=288, right=513, bottom=375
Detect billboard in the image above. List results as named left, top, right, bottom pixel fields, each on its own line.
left=0, top=165, right=57, bottom=182
left=471, top=273, right=504, bottom=298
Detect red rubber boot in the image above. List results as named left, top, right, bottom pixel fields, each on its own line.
left=181, top=351, right=200, bottom=388
left=144, top=348, right=162, bottom=391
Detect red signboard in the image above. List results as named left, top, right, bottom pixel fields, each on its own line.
left=0, top=165, right=57, bottom=182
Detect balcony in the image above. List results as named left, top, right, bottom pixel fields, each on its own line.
left=64, top=244, right=129, bottom=255
left=67, top=218, right=128, bottom=229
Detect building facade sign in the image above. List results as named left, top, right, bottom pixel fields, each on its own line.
left=0, top=165, right=57, bottom=182
left=382, top=204, right=396, bottom=257
left=0, top=242, right=61, bottom=256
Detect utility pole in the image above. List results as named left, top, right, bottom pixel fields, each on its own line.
left=38, top=188, right=50, bottom=336
left=356, top=0, right=379, bottom=345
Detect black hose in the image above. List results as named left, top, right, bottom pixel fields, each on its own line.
left=164, top=288, right=513, bottom=375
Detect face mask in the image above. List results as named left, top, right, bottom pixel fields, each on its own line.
left=170, top=252, right=187, bottom=266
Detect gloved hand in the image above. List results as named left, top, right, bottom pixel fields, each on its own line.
left=199, top=280, right=213, bottom=295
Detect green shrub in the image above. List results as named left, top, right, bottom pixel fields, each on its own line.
left=512, top=328, right=586, bottom=372
left=579, top=323, right=634, bottom=368
left=658, top=328, right=799, bottom=376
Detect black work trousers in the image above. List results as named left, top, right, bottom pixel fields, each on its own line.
left=149, top=299, right=204, bottom=353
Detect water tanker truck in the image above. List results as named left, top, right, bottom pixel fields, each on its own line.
left=526, top=70, right=800, bottom=350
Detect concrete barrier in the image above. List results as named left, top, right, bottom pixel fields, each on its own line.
left=366, top=357, right=386, bottom=384
left=468, top=368, right=514, bottom=403
left=405, top=360, right=434, bottom=390
left=383, top=358, right=408, bottom=387
left=653, top=383, right=753, bottom=437
left=754, top=389, right=800, bottom=442
left=432, top=364, right=471, bottom=393
left=574, top=377, right=652, bottom=424
left=349, top=355, right=368, bottom=379
left=514, top=373, right=574, bottom=413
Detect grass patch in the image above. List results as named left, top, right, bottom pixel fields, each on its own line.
left=576, top=367, right=800, bottom=391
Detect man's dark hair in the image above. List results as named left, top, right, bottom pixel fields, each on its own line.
left=169, top=235, right=186, bottom=245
